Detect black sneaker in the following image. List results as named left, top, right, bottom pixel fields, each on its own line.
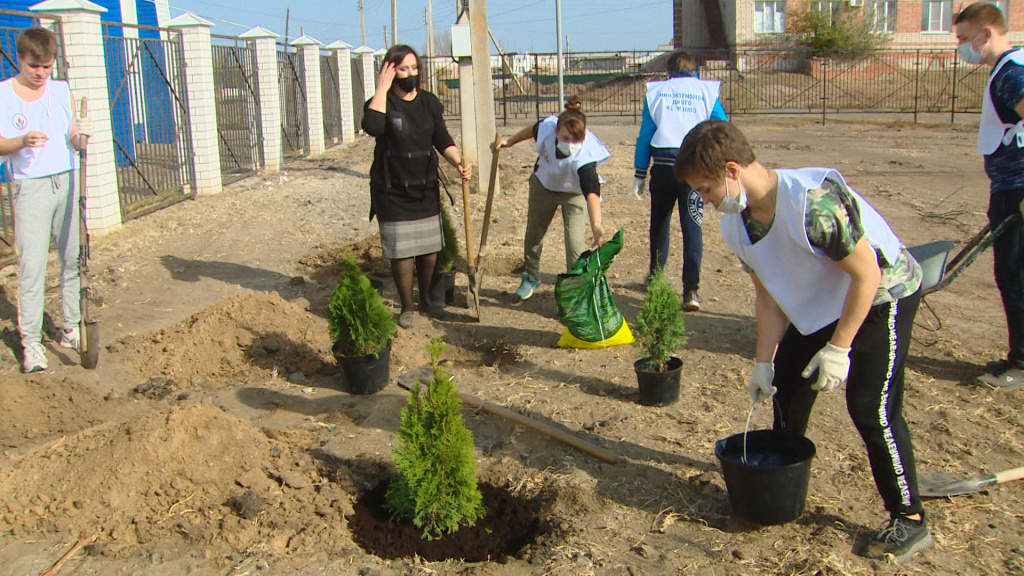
left=859, top=515, right=933, bottom=563
left=682, top=290, right=701, bottom=312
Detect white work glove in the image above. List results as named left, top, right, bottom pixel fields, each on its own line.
left=748, top=361, right=776, bottom=403
left=632, top=177, right=645, bottom=199
left=802, top=342, right=851, bottom=392
left=76, top=117, right=94, bottom=138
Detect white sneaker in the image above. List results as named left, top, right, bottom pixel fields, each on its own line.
left=22, top=342, right=48, bottom=373
left=60, top=327, right=80, bottom=351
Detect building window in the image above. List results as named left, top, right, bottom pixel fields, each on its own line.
left=813, top=1, right=844, bottom=25
left=866, top=1, right=897, bottom=33
left=921, top=0, right=953, bottom=32
left=755, top=1, right=787, bottom=33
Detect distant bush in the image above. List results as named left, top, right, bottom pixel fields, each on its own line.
left=789, top=2, right=890, bottom=58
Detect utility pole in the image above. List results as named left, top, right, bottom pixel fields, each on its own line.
left=284, top=6, right=290, bottom=43
left=556, top=0, right=564, bottom=107
left=469, top=0, right=496, bottom=192
left=426, top=1, right=436, bottom=93
left=383, top=25, right=387, bottom=48
left=358, top=0, right=366, bottom=47
left=391, top=0, right=397, bottom=45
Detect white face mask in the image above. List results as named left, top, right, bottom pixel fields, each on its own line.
left=557, top=140, right=583, bottom=156
left=717, top=176, right=748, bottom=214
left=957, top=32, right=986, bottom=65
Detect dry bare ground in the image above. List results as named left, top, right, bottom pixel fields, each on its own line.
left=0, top=114, right=1021, bottom=576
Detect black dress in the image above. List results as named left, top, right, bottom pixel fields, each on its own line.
left=362, top=90, right=455, bottom=258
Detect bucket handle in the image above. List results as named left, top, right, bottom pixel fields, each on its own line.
left=742, top=395, right=785, bottom=465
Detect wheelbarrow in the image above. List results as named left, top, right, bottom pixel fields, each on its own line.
left=908, top=213, right=1021, bottom=335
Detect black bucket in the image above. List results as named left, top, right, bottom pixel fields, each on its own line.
left=633, top=356, right=683, bottom=406
left=715, top=429, right=816, bottom=525
left=332, top=340, right=391, bottom=395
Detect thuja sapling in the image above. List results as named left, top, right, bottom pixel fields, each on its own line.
left=635, top=267, right=688, bottom=372
left=327, top=254, right=396, bottom=357
left=386, top=336, right=485, bottom=540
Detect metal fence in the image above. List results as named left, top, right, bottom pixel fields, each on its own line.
left=277, top=46, right=307, bottom=157
left=320, top=52, right=342, bottom=147
left=212, top=35, right=263, bottom=184
left=428, top=49, right=988, bottom=125
left=0, top=10, right=64, bottom=266
left=102, top=21, right=195, bottom=220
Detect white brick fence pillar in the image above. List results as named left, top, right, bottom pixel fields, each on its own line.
left=240, top=26, right=282, bottom=173
left=168, top=13, right=222, bottom=194
left=291, top=35, right=325, bottom=157
left=31, top=0, right=122, bottom=233
left=327, top=41, right=355, bottom=143
left=355, top=45, right=375, bottom=105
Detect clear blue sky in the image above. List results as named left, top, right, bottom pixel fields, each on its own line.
left=167, top=0, right=673, bottom=54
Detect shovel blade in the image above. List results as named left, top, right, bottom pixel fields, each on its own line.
left=80, top=321, right=99, bottom=370
left=919, top=470, right=998, bottom=498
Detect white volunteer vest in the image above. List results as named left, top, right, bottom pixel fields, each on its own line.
left=0, top=78, right=77, bottom=179
left=646, top=77, right=720, bottom=148
left=534, top=115, right=611, bottom=194
left=978, top=49, right=1024, bottom=155
left=720, top=168, right=902, bottom=335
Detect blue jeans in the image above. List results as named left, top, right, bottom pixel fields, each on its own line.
left=988, top=188, right=1024, bottom=368
left=648, top=164, right=703, bottom=293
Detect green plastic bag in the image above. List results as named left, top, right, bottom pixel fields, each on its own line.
left=554, top=228, right=634, bottom=349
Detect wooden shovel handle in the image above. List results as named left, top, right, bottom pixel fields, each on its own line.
left=994, top=466, right=1024, bottom=484
left=461, top=160, right=475, bottom=271
left=458, top=390, right=620, bottom=465
left=478, top=133, right=502, bottom=255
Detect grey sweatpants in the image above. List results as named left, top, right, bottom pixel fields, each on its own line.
left=15, top=170, right=80, bottom=346
left=523, top=173, right=587, bottom=280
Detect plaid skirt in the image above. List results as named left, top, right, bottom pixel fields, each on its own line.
left=379, top=214, right=444, bottom=259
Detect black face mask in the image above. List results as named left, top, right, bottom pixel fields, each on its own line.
left=395, top=74, right=419, bottom=93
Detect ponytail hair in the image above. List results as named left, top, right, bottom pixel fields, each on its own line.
left=557, top=95, right=586, bottom=141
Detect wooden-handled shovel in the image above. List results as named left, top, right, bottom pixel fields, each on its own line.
left=398, top=371, right=620, bottom=465
left=77, top=98, right=99, bottom=369
left=470, top=133, right=502, bottom=322
left=919, top=465, right=1024, bottom=498
left=461, top=159, right=479, bottom=320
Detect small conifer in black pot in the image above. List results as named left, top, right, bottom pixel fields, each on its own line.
left=328, top=255, right=396, bottom=394
left=633, top=267, right=687, bottom=406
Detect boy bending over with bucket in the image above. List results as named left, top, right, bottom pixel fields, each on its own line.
left=675, top=120, right=932, bottom=562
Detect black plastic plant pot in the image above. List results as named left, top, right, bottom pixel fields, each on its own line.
left=633, top=356, right=683, bottom=406
left=715, top=429, right=816, bottom=525
left=368, top=277, right=385, bottom=297
left=429, top=270, right=456, bottom=306
left=332, top=340, right=391, bottom=395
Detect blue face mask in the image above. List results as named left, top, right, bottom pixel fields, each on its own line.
left=957, top=33, right=986, bottom=65
left=717, top=176, right=748, bottom=214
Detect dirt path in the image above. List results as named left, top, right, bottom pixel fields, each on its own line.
left=1, top=115, right=1022, bottom=576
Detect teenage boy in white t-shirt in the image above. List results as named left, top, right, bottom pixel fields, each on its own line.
left=0, top=27, right=93, bottom=372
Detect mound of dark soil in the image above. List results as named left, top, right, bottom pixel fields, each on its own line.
left=348, top=478, right=542, bottom=562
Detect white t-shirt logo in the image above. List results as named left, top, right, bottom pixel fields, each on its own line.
left=12, top=113, right=26, bottom=131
